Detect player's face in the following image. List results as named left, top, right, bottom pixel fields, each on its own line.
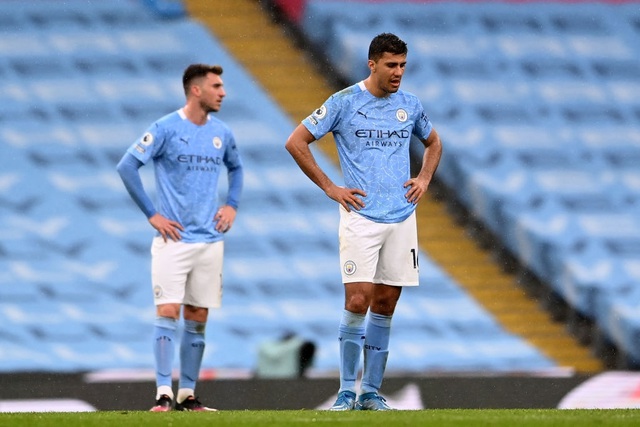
left=199, top=72, right=226, bottom=113
left=369, top=52, right=406, bottom=96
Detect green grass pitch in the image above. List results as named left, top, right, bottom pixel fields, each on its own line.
left=2, top=409, right=640, bottom=426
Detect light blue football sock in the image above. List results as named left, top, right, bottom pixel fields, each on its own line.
left=338, top=310, right=366, bottom=394
left=153, top=316, right=177, bottom=389
left=179, top=319, right=206, bottom=391
left=361, top=312, right=392, bottom=395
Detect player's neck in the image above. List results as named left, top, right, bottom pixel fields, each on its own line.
left=363, top=76, right=391, bottom=98
left=182, top=104, right=208, bottom=126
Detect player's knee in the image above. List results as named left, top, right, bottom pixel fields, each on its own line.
left=370, top=295, right=399, bottom=316
left=183, top=305, right=208, bottom=322
left=345, top=294, right=370, bottom=314
left=370, top=302, right=396, bottom=316
left=370, top=286, right=401, bottom=315
left=156, top=304, right=180, bottom=319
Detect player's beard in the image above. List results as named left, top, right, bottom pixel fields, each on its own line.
left=387, top=78, right=401, bottom=93
left=377, top=77, right=401, bottom=96
left=381, top=84, right=399, bottom=97
left=201, top=100, right=219, bottom=113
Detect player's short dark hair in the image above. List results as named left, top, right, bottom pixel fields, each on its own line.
left=182, top=63, right=223, bottom=95
left=368, top=33, right=408, bottom=61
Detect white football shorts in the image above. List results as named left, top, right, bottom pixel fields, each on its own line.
left=150, top=237, right=224, bottom=308
left=338, top=206, right=419, bottom=286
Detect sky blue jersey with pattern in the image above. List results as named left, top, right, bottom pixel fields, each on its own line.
left=302, top=81, right=433, bottom=223
left=127, top=109, right=243, bottom=243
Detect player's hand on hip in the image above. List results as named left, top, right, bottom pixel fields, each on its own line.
left=326, top=185, right=366, bottom=212
left=403, top=178, right=428, bottom=204
left=214, top=205, right=237, bottom=233
left=149, top=213, right=184, bottom=242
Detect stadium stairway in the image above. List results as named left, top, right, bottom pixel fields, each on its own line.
left=182, top=0, right=602, bottom=373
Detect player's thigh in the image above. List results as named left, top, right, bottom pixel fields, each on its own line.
left=375, top=212, right=419, bottom=287
left=151, top=237, right=194, bottom=304
left=339, top=206, right=385, bottom=284
left=184, top=241, right=224, bottom=309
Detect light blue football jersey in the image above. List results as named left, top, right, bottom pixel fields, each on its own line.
left=127, top=109, right=243, bottom=243
left=302, top=81, right=433, bottom=223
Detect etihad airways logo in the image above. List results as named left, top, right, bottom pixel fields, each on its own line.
left=355, top=128, right=408, bottom=148
left=355, top=129, right=410, bottom=139
left=177, top=154, right=221, bottom=164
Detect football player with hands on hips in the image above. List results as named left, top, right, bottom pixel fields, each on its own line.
left=285, top=33, right=442, bottom=411
left=117, top=63, right=243, bottom=412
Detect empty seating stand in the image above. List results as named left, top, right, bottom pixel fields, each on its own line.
left=0, top=0, right=554, bottom=374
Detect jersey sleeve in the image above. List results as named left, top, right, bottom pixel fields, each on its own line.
left=126, top=122, right=166, bottom=164
left=116, top=152, right=156, bottom=218
left=301, top=94, right=341, bottom=140
left=413, top=100, right=433, bottom=141
left=223, top=131, right=243, bottom=210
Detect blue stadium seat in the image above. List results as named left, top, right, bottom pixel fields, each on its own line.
left=561, top=242, right=640, bottom=316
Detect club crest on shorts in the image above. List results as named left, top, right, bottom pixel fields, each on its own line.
left=343, top=260, right=357, bottom=276
left=153, top=285, right=163, bottom=298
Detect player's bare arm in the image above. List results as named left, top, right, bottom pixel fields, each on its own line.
left=148, top=213, right=184, bottom=242
left=214, top=205, right=236, bottom=233
left=403, top=128, right=442, bottom=204
left=285, top=124, right=366, bottom=212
